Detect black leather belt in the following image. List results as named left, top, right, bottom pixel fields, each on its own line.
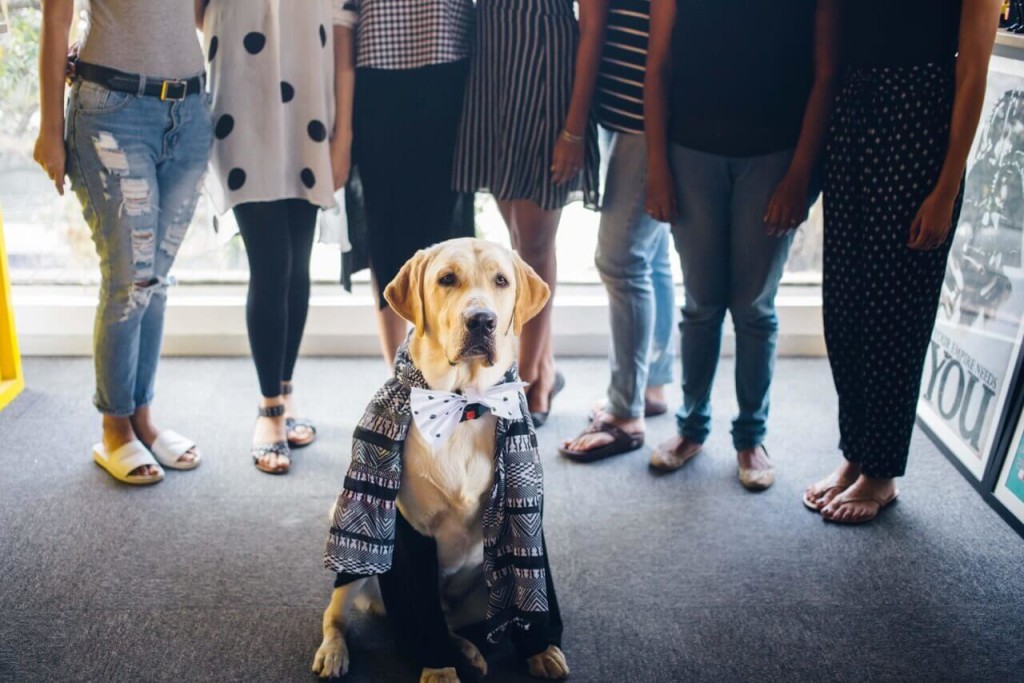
left=75, top=61, right=204, bottom=101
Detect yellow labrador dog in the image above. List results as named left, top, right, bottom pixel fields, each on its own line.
left=312, top=238, right=570, bottom=683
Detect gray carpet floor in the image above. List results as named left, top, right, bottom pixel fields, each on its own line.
left=1, top=357, right=1022, bottom=683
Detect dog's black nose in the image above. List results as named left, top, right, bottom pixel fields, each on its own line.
left=466, top=309, right=497, bottom=334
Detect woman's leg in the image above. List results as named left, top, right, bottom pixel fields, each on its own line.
left=727, top=149, right=796, bottom=482
left=372, top=272, right=410, bottom=369
left=359, top=63, right=467, bottom=366
left=650, top=145, right=731, bottom=468
left=277, top=199, right=319, bottom=439
left=817, top=66, right=958, bottom=521
left=646, top=223, right=676, bottom=404
left=499, top=199, right=561, bottom=414
left=234, top=200, right=293, bottom=471
left=130, top=94, right=212, bottom=464
left=565, top=132, right=660, bottom=453
left=281, top=199, right=318, bottom=383
left=67, top=96, right=164, bottom=477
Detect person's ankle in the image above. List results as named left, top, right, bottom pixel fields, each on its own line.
left=838, top=460, right=862, bottom=480
left=605, top=412, right=644, bottom=431
left=860, top=473, right=895, bottom=488
left=644, top=385, right=668, bottom=403
left=128, top=415, right=160, bottom=445
left=102, top=416, right=136, bottom=450
left=737, top=444, right=771, bottom=469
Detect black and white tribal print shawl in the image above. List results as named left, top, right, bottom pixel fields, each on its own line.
left=324, top=341, right=550, bottom=642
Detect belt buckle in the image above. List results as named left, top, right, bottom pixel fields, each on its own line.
left=160, top=79, right=187, bottom=101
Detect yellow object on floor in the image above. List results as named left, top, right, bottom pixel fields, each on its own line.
left=0, top=207, right=24, bottom=412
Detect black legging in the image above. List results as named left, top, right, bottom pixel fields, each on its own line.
left=233, top=199, right=318, bottom=398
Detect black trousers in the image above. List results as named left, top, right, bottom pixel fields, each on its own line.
left=823, top=62, right=963, bottom=478
left=233, top=199, right=318, bottom=397
left=353, top=60, right=470, bottom=308
left=336, top=510, right=562, bottom=672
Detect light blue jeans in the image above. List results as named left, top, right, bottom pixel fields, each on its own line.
left=596, top=130, right=675, bottom=419
left=66, top=79, right=212, bottom=416
left=669, top=145, right=799, bottom=449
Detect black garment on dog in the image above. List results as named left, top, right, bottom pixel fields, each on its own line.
left=335, top=509, right=563, bottom=671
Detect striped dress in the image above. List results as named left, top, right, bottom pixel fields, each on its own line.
left=452, top=0, right=600, bottom=211
left=597, top=0, right=648, bottom=135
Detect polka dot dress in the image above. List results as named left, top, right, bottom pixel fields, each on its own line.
left=823, top=62, right=964, bottom=479
left=202, top=1, right=343, bottom=214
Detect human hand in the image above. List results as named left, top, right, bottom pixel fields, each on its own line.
left=550, top=131, right=584, bottom=185
left=645, top=160, right=677, bottom=222
left=330, top=134, right=351, bottom=191
left=33, top=130, right=66, bottom=196
left=908, top=190, right=957, bottom=250
left=764, top=173, right=809, bottom=236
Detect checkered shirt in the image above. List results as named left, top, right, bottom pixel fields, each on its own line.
left=338, top=0, right=474, bottom=70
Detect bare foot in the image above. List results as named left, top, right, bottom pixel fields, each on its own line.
left=649, top=434, right=703, bottom=472
left=821, top=474, right=898, bottom=524
left=131, top=405, right=199, bottom=466
left=803, top=460, right=861, bottom=510
left=102, top=415, right=160, bottom=478
left=254, top=397, right=290, bottom=473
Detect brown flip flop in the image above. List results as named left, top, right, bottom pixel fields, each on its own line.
left=559, top=420, right=644, bottom=463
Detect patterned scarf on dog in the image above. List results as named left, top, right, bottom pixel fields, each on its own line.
left=324, top=341, right=550, bottom=643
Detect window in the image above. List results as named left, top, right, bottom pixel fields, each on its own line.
left=0, top=4, right=823, bottom=288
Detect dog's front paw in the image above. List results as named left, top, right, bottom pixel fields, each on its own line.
left=420, top=666, right=460, bottom=683
left=527, top=645, right=570, bottom=680
left=451, top=634, right=487, bottom=677
left=312, top=631, right=349, bottom=679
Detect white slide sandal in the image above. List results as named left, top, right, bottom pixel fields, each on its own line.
left=149, top=430, right=201, bottom=471
left=92, top=440, right=165, bottom=485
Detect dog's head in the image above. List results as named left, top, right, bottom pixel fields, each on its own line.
left=384, top=238, right=549, bottom=371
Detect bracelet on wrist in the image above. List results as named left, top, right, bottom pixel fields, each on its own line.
left=560, top=129, right=584, bottom=144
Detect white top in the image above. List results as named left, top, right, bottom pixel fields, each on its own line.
left=203, top=0, right=352, bottom=214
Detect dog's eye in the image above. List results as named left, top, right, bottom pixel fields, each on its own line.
left=495, top=274, right=509, bottom=288
left=439, top=273, right=457, bottom=287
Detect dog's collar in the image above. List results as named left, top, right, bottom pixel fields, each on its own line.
left=460, top=401, right=491, bottom=422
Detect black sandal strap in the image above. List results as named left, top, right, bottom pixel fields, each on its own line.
left=286, top=416, right=316, bottom=432
left=251, top=441, right=289, bottom=463
left=258, top=404, right=286, bottom=418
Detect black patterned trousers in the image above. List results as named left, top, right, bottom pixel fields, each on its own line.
left=823, top=62, right=964, bottom=479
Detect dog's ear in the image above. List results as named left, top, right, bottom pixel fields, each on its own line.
left=511, top=251, right=550, bottom=336
left=385, top=248, right=430, bottom=336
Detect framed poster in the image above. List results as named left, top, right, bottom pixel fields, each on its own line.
left=994, top=402, right=1024, bottom=528
left=918, top=55, right=1024, bottom=480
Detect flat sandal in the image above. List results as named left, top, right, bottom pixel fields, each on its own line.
left=281, top=382, right=317, bottom=448
left=253, top=403, right=291, bottom=475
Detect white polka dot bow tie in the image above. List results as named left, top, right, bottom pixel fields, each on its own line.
left=409, top=382, right=528, bottom=447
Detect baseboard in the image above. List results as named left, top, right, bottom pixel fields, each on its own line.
left=12, top=284, right=827, bottom=357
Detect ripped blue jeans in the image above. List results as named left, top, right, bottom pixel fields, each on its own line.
left=66, top=79, right=212, bottom=416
